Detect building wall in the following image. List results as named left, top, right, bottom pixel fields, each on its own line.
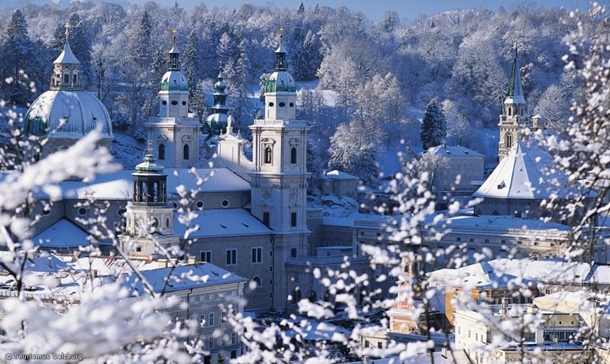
left=188, top=234, right=274, bottom=312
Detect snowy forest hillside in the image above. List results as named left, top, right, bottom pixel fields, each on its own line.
left=0, top=2, right=603, bottom=180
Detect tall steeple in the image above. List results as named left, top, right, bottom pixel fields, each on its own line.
left=146, top=30, right=200, bottom=168
left=263, top=27, right=297, bottom=121
left=50, top=23, right=82, bottom=91
left=498, top=42, right=530, bottom=161
left=250, top=28, right=310, bottom=311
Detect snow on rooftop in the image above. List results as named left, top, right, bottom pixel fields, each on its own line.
left=429, top=258, right=592, bottom=289
left=32, top=218, right=91, bottom=249
left=324, top=170, right=357, bottom=180
left=174, top=208, right=271, bottom=238
left=429, top=145, right=484, bottom=157
left=446, top=215, right=570, bottom=232
left=34, top=167, right=250, bottom=200
left=123, top=263, right=245, bottom=294
left=473, top=140, right=575, bottom=200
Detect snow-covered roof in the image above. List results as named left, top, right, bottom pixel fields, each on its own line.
left=40, top=167, right=250, bottom=200
left=24, top=90, right=113, bottom=140
left=446, top=215, right=570, bottom=232
left=122, top=263, right=245, bottom=294
left=473, top=140, right=574, bottom=200
left=32, top=218, right=91, bottom=249
left=429, top=258, right=592, bottom=289
left=174, top=208, right=271, bottom=238
left=53, top=41, right=80, bottom=65
left=428, top=145, right=484, bottom=158
left=324, top=170, right=358, bottom=180
left=0, top=252, right=69, bottom=274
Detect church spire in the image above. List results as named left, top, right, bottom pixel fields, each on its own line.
left=206, top=63, right=230, bottom=135
left=506, top=43, right=525, bottom=104
left=168, top=29, right=180, bottom=71
left=50, top=22, right=82, bottom=91
left=274, top=26, right=287, bottom=71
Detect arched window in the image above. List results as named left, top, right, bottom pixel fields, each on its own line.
left=73, top=74, right=77, bottom=84
left=158, top=144, right=165, bottom=160
left=252, top=276, right=262, bottom=288
left=290, top=147, right=297, bottom=164
left=183, top=144, right=190, bottom=160
left=508, top=106, right=512, bottom=116
left=63, top=74, right=69, bottom=84
left=264, top=146, right=272, bottom=164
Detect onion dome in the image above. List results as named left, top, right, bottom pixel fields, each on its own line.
left=264, top=30, right=296, bottom=93
left=23, top=23, right=112, bottom=142
left=159, top=30, right=188, bottom=92
left=206, top=69, right=230, bottom=134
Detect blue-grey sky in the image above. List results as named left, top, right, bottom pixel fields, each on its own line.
left=153, top=0, right=599, bottom=21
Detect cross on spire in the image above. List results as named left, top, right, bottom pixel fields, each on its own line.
left=65, top=22, right=70, bottom=40
left=172, top=29, right=177, bottom=41
left=279, top=26, right=284, bottom=39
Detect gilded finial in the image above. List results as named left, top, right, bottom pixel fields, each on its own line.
left=279, top=26, right=284, bottom=39
left=172, top=29, right=177, bottom=41
left=65, top=22, right=70, bottom=40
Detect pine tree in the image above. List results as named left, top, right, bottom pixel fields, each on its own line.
left=1, top=9, right=39, bottom=105
left=420, top=97, right=447, bottom=150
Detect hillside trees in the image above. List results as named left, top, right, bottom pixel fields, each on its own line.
left=0, top=9, right=43, bottom=105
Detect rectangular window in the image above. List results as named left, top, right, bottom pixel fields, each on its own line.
left=263, top=212, right=270, bottom=226
left=200, top=314, right=206, bottom=327
left=200, top=250, right=211, bottom=263
left=226, top=249, right=237, bottom=265
left=309, top=274, right=314, bottom=284
left=293, top=274, right=299, bottom=283
left=222, top=312, right=227, bottom=323
left=208, top=313, right=214, bottom=326
left=208, top=337, right=214, bottom=349
left=251, top=247, right=262, bottom=264
left=231, top=332, right=238, bottom=345
left=291, top=212, right=297, bottom=227
left=291, top=248, right=297, bottom=258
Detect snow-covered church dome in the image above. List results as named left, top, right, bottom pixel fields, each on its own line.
left=159, top=43, right=188, bottom=91
left=264, top=35, right=296, bottom=93
left=24, top=25, right=112, bottom=154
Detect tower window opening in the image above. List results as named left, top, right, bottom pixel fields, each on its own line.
left=158, top=144, right=165, bottom=160
left=508, top=106, right=512, bottom=116
left=72, top=74, right=77, bottom=84
left=64, top=74, right=69, bottom=84
left=290, top=147, right=297, bottom=164
left=264, top=146, right=272, bottom=164
left=182, top=101, right=186, bottom=105
left=183, top=144, right=190, bottom=160
left=279, top=102, right=285, bottom=107
left=171, top=100, right=178, bottom=105
left=505, top=134, right=512, bottom=149
left=291, top=212, right=297, bottom=227
left=263, top=212, right=270, bottom=226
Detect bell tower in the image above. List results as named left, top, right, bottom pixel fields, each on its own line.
left=122, top=143, right=178, bottom=257
left=146, top=30, right=201, bottom=168
left=498, top=44, right=530, bottom=161
left=249, top=29, right=310, bottom=310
